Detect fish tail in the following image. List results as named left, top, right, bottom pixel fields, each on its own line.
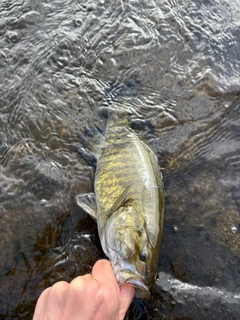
left=99, top=104, right=130, bottom=119
left=99, top=104, right=133, bottom=127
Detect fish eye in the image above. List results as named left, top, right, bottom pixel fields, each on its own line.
left=140, top=249, right=150, bottom=262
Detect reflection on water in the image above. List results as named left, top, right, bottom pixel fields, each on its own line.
left=0, top=0, right=240, bottom=318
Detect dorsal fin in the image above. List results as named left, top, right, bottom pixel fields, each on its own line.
left=141, top=141, right=164, bottom=247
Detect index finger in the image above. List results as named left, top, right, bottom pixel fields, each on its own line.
left=91, top=259, right=116, bottom=282
left=91, top=259, right=135, bottom=299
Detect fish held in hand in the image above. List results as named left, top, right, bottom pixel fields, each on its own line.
left=76, top=112, right=164, bottom=299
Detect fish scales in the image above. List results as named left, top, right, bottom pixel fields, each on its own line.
left=96, top=127, right=157, bottom=218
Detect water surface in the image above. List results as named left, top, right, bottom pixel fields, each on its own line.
left=0, top=0, right=240, bottom=319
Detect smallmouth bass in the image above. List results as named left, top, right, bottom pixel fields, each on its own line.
left=77, top=112, right=164, bottom=299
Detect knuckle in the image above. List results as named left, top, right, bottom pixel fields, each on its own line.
left=52, top=280, right=69, bottom=292
left=50, top=281, right=69, bottom=302
left=68, top=276, right=88, bottom=298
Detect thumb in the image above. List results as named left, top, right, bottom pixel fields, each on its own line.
left=119, top=284, right=135, bottom=320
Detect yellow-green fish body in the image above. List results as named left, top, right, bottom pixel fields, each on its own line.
left=77, top=112, right=164, bottom=299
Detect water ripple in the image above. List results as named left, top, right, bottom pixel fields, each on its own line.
left=1, top=0, right=240, bottom=317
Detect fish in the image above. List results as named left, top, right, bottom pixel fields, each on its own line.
left=76, top=111, right=164, bottom=299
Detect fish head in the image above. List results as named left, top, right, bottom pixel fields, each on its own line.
left=103, top=205, right=156, bottom=300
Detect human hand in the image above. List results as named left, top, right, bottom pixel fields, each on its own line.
left=33, top=259, right=135, bottom=320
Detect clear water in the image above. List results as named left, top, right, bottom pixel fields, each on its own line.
left=0, top=0, right=240, bottom=319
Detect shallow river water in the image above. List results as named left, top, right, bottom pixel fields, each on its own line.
left=0, top=0, right=240, bottom=319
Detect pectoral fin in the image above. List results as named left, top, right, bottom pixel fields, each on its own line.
left=106, top=186, right=131, bottom=218
left=76, top=193, right=97, bottom=221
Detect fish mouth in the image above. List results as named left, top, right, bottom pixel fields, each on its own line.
left=126, top=277, right=151, bottom=300
left=115, top=267, right=151, bottom=300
